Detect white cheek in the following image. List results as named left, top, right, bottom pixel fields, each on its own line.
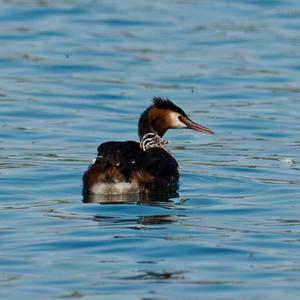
left=170, top=112, right=186, bottom=128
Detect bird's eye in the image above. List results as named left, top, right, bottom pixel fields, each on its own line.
left=178, top=115, right=183, bottom=122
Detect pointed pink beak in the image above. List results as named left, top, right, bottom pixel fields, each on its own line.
left=183, top=117, right=214, bottom=134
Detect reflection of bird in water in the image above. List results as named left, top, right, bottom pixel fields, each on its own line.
left=83, top=188, right=179, bottom=204
left=83, top=97, right=214, bottom=195
left=92, top=214, right=179, bottom=225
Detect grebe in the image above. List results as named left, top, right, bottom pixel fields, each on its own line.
left=83, top=97, right=214, bottom=195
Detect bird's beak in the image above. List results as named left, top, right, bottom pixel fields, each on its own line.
left=183, top=117, right=214, bottom=134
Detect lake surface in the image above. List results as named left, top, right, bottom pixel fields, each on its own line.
left=1, top=0, right=300, bottom=299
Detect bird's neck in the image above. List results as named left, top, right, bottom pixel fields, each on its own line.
left=138, top=107, right=168, bottom=140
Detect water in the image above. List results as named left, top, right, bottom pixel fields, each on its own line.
left=1, top=0, right=300, bottom=299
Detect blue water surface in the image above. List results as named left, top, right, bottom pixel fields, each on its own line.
left=1, top=0, right=300, bottom=299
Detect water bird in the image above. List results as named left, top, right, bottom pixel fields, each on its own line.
left=83, top=97, right=214, bottom=195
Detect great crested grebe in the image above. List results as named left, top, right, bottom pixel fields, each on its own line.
left=83, top=97, right=214, bottom=195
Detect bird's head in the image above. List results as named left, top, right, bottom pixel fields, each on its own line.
left=138, top=97, right=214, bottom=139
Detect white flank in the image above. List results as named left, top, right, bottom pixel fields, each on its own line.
left=91, top=181, right=140, bottom=194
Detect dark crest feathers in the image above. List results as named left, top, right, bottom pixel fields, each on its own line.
left=152, top=96, right=186, bottom=116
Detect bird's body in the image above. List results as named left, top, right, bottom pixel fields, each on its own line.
left=83, top=97, right=213, bottom=195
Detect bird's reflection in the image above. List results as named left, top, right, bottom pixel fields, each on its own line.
left=136, top=214, right=179, bottom=225
left=92, top=213, right=180, bottom=226
left=82, top=190, right=179, bottom=204
left=82, top=191, right=182, bottom=226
